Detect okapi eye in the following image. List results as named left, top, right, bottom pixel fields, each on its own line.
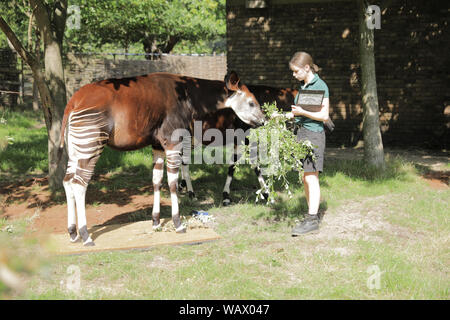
left=249, top=102, right=255, bottom=107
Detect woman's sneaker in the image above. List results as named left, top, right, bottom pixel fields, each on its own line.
left=291, top=214, right=320, bottom=236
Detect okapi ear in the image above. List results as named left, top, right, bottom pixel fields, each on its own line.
left=225, top=71, right=241, bottom=91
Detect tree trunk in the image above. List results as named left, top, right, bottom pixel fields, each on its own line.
left=43, top=40, right=67, bottom=190
left=32, top=81, right=39, bottom=111
left=30, top=0, right=69, bottom=191
left=143, top=36, right=160, bottom=60
left=162, top=35, right=180, bottom=53
left=358, top=0, right=385, bottom=169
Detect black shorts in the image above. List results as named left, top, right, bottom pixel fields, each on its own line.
left=296, top=126, right=325, bottom=173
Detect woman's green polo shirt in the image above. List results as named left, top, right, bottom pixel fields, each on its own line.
left=294, top=73, right=329, bottom=132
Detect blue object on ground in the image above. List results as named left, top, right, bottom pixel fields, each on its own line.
left=192, top=210, right=209, bottom=216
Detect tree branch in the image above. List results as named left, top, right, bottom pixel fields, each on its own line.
left=0, top=16, right=37, bottom=67
left=27, top=4, right=38, bottom=52
left=0, top=15, right=53, bottom=130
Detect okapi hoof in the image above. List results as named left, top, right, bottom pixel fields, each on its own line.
left=173, top=216, right=186, bottom=233
left=178, top=180, right=187, bottom=192
left=68, top=224, right=80, bottom=243
left=83, top=239, right=95, bottom=247
left=152, top=218, right=162, bottom=231
left=175, top=225, right=187, bottom=233
left=188, top=191, right=197, bottom=200
left=79, top=226, right=95, bottom=246
left=222, top=192, right=231, bottom=206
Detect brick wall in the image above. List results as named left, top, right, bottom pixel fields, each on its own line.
left=227, top=0, right=450, bottom=149
left=63, top=53, right=227, bottom=98
left=6, top=53, right=227, bottom=106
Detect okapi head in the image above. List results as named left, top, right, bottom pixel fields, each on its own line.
left=224, top=71, right=265, bottom=127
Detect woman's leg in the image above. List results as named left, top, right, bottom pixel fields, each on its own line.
left=292, top=171, right=320, bottom=236
left=302, top=174, right=309, bottom=208
left=304, top=171, right=320, bottom=215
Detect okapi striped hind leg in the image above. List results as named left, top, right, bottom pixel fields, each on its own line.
left=63, top=108, right=109, bottom=246
left=151, top=149, right=165, bottom=230
left=166, top=148, right=186, bottom=233
left=63, top=177, right=79, bottom=242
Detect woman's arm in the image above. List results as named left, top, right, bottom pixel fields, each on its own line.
left=291, top=97, right=329, bottom=122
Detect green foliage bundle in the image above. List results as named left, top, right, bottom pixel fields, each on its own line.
left=236, top=103, right=316, bottom=203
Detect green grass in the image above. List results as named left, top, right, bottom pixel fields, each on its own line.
left=0, top=109, right=47, bottom=175
left=0, top=109, right=449, bottom=299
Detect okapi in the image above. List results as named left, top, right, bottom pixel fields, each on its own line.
left=178, top=84, right=334, bottom=205
left=59, top=71, right=265, bottom=246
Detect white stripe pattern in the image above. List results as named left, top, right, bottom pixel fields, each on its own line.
left=66, top=109, right=109, bottom=186
left=166, top=149, right=182, bottom=169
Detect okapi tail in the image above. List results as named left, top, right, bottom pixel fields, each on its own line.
left=57, top=98, right=75, bottom=163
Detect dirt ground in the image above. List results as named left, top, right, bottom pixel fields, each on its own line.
left=0, top=147, right=448, bottom=236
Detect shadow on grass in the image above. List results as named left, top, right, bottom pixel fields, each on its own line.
left=267, top=199, right=329, bottom=223
left=0, top=146, right=155, bottom=218
left=0, top=127, right=427, bottom=229
left=184, top=156, right=419, bottom=223
left=413, top=164, right=449, bottom=185
left=184, top=156, right=415, bottom=203
left=0, top=131, right=48, bottom=176
left=186, top=162, right=269, bottom=206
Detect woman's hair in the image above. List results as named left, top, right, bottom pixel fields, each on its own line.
left=289, top=51, right=320, bottom=73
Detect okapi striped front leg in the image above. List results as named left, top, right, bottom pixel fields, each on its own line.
left=222, top=148, right=240, bottom=206
left=178, top=140, right=196, bottom=200
left=62, top=108, right=109, bottom=246
left=179, top=163, right=196, bottom=200
left=166, top=147, right=186, bottom=233
left=222, top=146, right=269, bottom=206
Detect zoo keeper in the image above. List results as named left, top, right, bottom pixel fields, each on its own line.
left=274, top=51, right=330, bottom=235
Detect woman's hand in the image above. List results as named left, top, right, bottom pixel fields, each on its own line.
left=291, top=105, right=304, bottom=116
left=291, top=98, right=330, bottom=122
left=271, top=111, right=294, bottom=119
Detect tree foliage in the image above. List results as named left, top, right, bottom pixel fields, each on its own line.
left=65, top=0, right=226, bottom=55
left=0, top=1, right=33, bottom=48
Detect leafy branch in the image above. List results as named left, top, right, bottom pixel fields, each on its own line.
left=236, top=103, right=316, bottom=204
